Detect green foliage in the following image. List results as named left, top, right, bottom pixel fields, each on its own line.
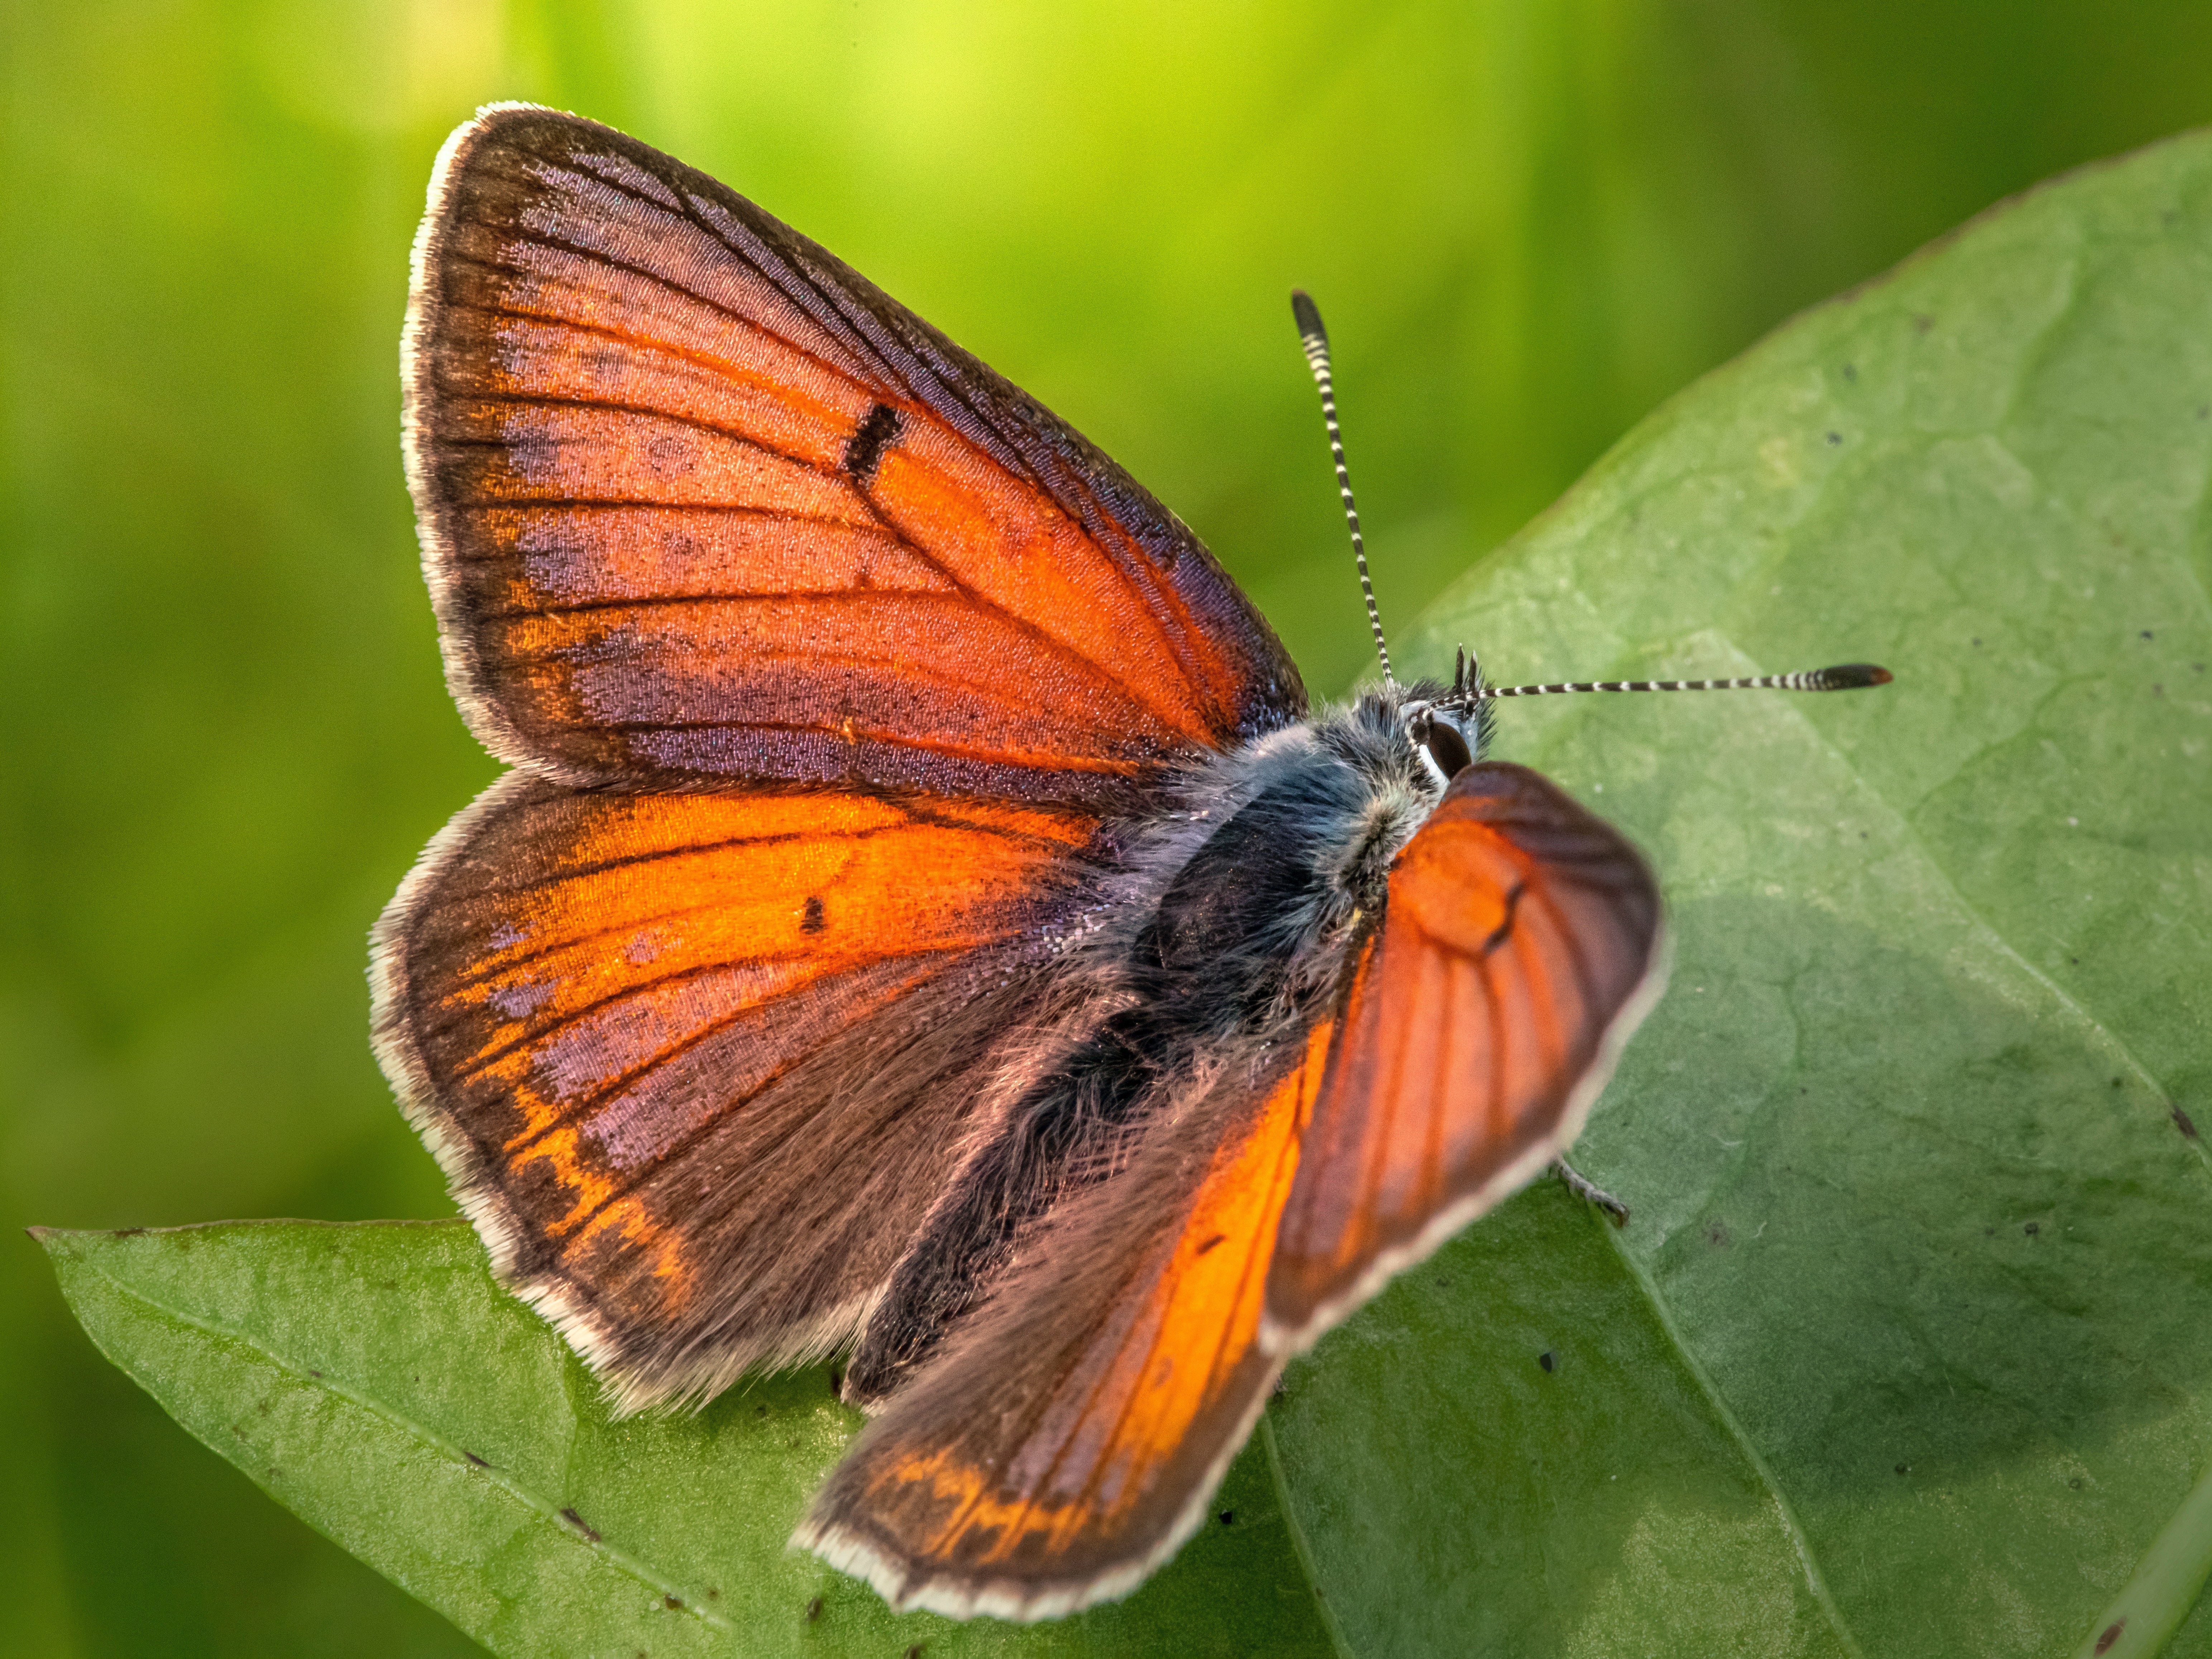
left=13, top=4, right=2212, bottom=1656
left=34, top=123, right=2212, bottom=1657
left=37, top=1221, right=1331, bottom=1659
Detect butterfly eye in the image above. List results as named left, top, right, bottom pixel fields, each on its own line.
left=1417, top=712, right=1474, bottom=780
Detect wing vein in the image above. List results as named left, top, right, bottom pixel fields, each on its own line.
left=586, top=717, right=1148, bottom=778
left=442, top=225, right=890, bottom=406
left=525, top=962, right=947, bottom=1235
left=452, top=946, right=947, bottom=1090
left=448, top=299, right=865, bottom=434
left=434, top=386, right=859, bottom=487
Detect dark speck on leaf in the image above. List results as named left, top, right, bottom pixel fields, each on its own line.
left=1972, top=638, right=1982, bottom=646
left=755, top=1403, right=768, bottom=1416
left=561, top=1507, right=602, bottom=1543
left=1705, top=1221, right=1730, bottom=1247
left=805, top=1596, right=822, bottom=1622
left=1984, top=1227, right=1995, bottom=1237
left=1842, top=363, right=1857, bottom=381
left=2070, top=1477, right=2085, bottom=1489
left=465, top=1451, right=490, bottom=1469
left=2142, top=630, right=2154, bottom=640
left=308, top=1369, right=321, bottom=1379
left=2097, top=1619, right=2127, bottom=1654
left=1913, top=314, right=1933, bottom=333
left=1826, top=431, right=1841, bottom=445
left=663, top=1594, right=682, bottom=1610
left=905, top=1645, right=925, bottom=1659
left=1219, top=1509, right=1235, bottom=1525
left=2024, top=1222, right=2040, bottom=1237
left=1895, top=1463, right=1909, bottom=1474
left=2174, top=1107, right=2199, bottom=1139
left=707, top=1588, right=720, bottom=1600
left=2112, top=1077, right=2124, bottom=1088
left=1539, top=1351, right=1556, bottom=1373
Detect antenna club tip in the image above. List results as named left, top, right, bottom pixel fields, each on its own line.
left=1290, top=290, right=1327, bottom=344
left=1817, top=663, right=1893, bottom=690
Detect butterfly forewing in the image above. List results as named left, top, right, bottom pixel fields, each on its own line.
left=1263, top=762, right=1665, bottom=1348
left=796, top=1019, right=1333, bottom=1620
left=405, top=106, right=1303, bottom=806
left=372, top=771, right=1109, bottom=1408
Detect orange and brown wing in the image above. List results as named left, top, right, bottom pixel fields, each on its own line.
left=404, top=104, right=1304, bottom=807
left=796, top=1019, right=1334, bottom=1620
left=1264, top=761, right=1665, bottom=1349
left=371, top=770, right=1107, bottom=1410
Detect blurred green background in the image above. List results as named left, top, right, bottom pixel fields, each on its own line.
left=5, top=2, right=2212, bottom=1653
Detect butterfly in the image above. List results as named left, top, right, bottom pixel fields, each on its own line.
left=372, top=103, right=1882, bottom=1621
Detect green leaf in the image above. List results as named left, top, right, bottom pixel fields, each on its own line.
left=33, top=1221, right=1335, bottom=1659
left=36, top=126, right=2212, bottom=1659
left=1273, top=132, right=2212, bottom=1655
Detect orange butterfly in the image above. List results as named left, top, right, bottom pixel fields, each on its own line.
left=373, top=103, right=1879, bottom=1620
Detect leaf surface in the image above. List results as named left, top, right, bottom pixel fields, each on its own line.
left=37, top=1221, right=1336, bottom=1659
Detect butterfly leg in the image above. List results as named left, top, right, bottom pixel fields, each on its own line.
left=1553, top=1157, right=1630, bottom=1227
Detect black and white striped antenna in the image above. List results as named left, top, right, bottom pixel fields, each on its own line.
left=1293, top=290, right=1393, bottom=687
left=1449, top=646, right=1891, bottom=702
left=1291, top=291, right=1892, bottom=709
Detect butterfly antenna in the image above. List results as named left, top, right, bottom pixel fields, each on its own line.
left=1454, top=652, right=1892, bottom=701
left=1293, top=290, right=1393, bottom=687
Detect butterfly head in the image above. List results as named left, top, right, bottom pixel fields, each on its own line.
left=1391, top=647, right=1491, bottom=790
left=1292, top=680, right=1470, bottom=929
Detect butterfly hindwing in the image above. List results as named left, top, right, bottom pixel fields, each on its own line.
left=1263, top=760, right=1666, bottom=1348
left=796, top=1018, right=1334, bottom=1620
left=404, top=105, right=1304, bottom=807
left=372, top=770, right=1109, bottom=1408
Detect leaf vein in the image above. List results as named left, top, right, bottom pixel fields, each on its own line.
left=68, top=1244, right=734, bottom=1634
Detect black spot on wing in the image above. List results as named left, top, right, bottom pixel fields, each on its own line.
left=801, top=895, right=826, bottom=935
left=1482, top=881, right=1526, bottom=955
left=842, top=402, right=905, bottom=486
